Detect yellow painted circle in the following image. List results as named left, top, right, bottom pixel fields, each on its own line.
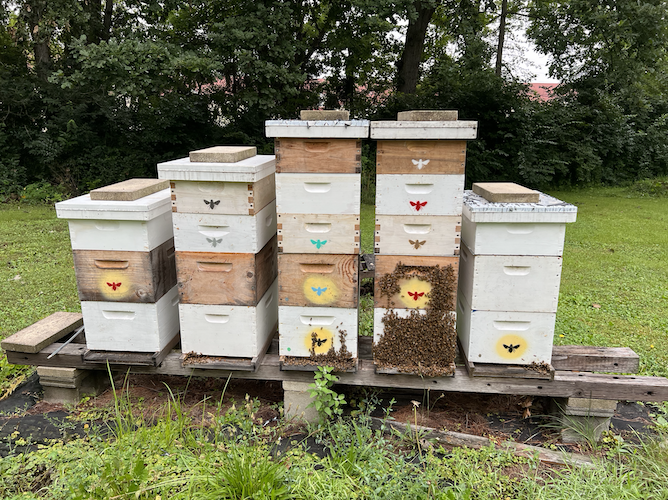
left=495, top=334, right=528, bottom=359
left=397, top=277, right=431, bottom=308
left=98, top=272, right=131, bottom=300
left=303, top=276, right=339, bottom=305
left=303, top=327, right=334, bottom=354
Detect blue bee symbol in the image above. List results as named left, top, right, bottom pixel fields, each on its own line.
left=310, top=239, right=327, bottom=249
left=311, top=286, right=327, bottom=296
left=207, top=237, right=223, bottom=248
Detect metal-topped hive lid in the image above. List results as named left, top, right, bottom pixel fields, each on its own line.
left=265, top=119, right=370, bottom=139
left=463, top=190, right=578, bottom=224
left=371, top=120, right=478, bottom=140
left=55, top=188, right=172, bottom=221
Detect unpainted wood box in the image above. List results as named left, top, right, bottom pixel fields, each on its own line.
left=376, top=140, right=466, bottom=175
left=373, top=255, right=459, bottom=310
left=278, top=254, right=358, bottom=308
left=172, top=199, right=276, bottom=254
left=375, top=215, right=461, bottom=256
left=176, top=236, right=278, bottom=306
left=276, top=173, right=361, bottom=215
left=73, top=238, right=176, bottom=303
left=458, top=243, right=562, bottom=313
left=278, top=306, right=358, bottom=358
left=375, top=174, right=464, bottom=216
left=277, top=214, right=360, bottom=254
left=178, top=279, right=278, bottom=358
left=170, top=175, right=275, bottom=215
left=456, top=293, right=554, bottom=365
left=80, top=286, right=180, bottom=352
left=274, top=138, right=362, bottom=174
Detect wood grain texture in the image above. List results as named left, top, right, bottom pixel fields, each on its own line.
left=90, top=179, right=169, bottom=201
left=375, top=214, right=461, bottom=256
left=277, top=214, right=360, bottom=254
left=373, top=255, right=459, bottom=309
left=1, top=312, right=83, bottom=353
left=375, top=174, right=464, bottom=216
left=396, top=110, right=459, bottom=121
left=376, top=140, right=466, bottom=175
left=300, top=110, right=350, bottom=120
left=472, top=182, right=540, bottom=203
left=276, top=173, right=360, bottom=215
left=73, top=238, right=177, bottom=303
left=278, top=253, right=358, bottom=308
left=275, top=138, right=361, bottom=173
left=176, top=235, right=278, bottom=306
left=551, top=346, right=639, bottom=373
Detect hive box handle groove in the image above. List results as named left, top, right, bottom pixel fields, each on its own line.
left=299, top=263, right=335, bottom=273
left=303, top=182, right=332, bottom=193
left=404, top=184, right=434, bottom=194
left=197, top=262, right=233, bottom=272
left=403, top=224, right=431, bottom=234
left=300, top=315, right=335, bottom=326
left=305, top=223, right=331, bottom=233
left=94, top=260, right=130, bottom=269
left=503, top=266, right=531, bottom=276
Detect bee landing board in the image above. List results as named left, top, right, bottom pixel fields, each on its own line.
left=276, top=173, right=361, bottom=215
left=273, top=139, right=362, bottom=174
left=375, top=174, right=465, bottom=216
left=277, top=214, right=360, bottom=254
left=375, top=215, right=461, bottom=256
left=376, top=140, right=467, bottom=175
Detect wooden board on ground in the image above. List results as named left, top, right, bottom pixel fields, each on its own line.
left=472, top=182, right=540, bottom=203
left=376, top=140, right=466, bottom=175
left=1, top=312, right=83, bottom=353
left=551, top=345, right=639, bottom=373
left=274, top=138, right=361, bottom=174
left=83, top=333, right=180, bottom=367
left=189, top=146, right=256, bottom=163
left=90, top=179, right=169, bottom=201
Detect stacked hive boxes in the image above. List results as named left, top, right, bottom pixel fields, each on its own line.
left=371, top=111, right=478, bottom=374
left=457, top=183, right=577, bottom=368
left=157, top=147, right=279, bottom=358
left=55, top=179, right=180, bottom=352
left=265, top=112, right=368, bottom=365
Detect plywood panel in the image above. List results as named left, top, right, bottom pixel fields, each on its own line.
left=176, top=236, right=278, bottom=306
left=276, top=173, right=360, bottom=214
left=375, top=214, right=461, bottom=256
left=275, top=138, right=361, bottom=173
left=376, top=140, right=466, bottom=175
left=277, top=214, right=359, bottom=254
left=278, top=254, right=358, bottom=308
left=278, top=306, right=358, bottom=357
left=375, top=174, right=464, bottom=216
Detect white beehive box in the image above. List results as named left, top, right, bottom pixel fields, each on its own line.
left=456, top=293, right=554, bottom=365
left=278, top=306, right=358, bottom=358
left=157, top=154, right=275, bottom=183
left=375, top=214, right=461, bottom=256
left=458, top=243, right=562, bottom=313
left=461, top=190, right=577, bottom=256
left=178, top=278, right=278, bottom=358
left=81, top=286, right=180, bottom=352
left=172, top=199, right=276, bottom=253
left=265, top=120, right=370, bottom=139
left=276, top=173, right=361, bottom=215
left=55, top=189, right=173, bottom=252
left=375, top=174, right=464, bottom=216
left=277, top=214, right=359, bottom=254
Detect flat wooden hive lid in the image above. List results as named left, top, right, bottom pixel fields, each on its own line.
left=189, top=146, right=257, bottom=163
left=472, top=182, right=540, bottom=203
left=89, top=178, right=169, bottom=201
left=55, top=188, right=172, bottom=221
left=265, top=119, right=369, bottom=138
left=300, top=109, right=350, bottom=121
left=157, top=154, right=275, bottom=183
left=397, top=110, right=458, bottom=121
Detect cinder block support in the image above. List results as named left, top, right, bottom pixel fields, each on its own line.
left=551, top=397, right=618, bottom=444
left=37, top=367, right=109, bottom=405
left=283, top=381, right=319, bottom=423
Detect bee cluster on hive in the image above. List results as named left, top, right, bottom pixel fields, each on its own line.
left=374, top=262, right=457, bottom=377
left=282, top=328, right=355, bottom=371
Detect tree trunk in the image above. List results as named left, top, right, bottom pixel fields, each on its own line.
left=495, top=0, right=508, bottom=76
left=396, top=1, right=436, bottom=94
left=102, top=0, right=113, bottom=41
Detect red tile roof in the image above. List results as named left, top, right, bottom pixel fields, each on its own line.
left=528, top=83, right=558, bottom=101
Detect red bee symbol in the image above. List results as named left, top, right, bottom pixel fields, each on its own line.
left=107, top=282, right=122, bottom=291
left=410, top=200, right=427, bottom=211
left=407, top=291, right=424, bottom=301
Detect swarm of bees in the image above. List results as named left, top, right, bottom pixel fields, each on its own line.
left=374, top=262, right=458, bottom=377
left=283, top=328, right=356, bottom=372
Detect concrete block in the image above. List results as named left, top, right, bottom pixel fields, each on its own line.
left=38, top=367, right=110, bottom=405
left=397, top=110, right=458, bottom=121
left=552, top=397, right=618, bottom=417
left=472, top=182, right=540, bottom=203
left=189, top=146, right=257, bottom=163
left=90, top=179, right=169, bottom=201
left=36, top=366, right=82, bottom=380
left=561, top=416, right=612, bottom=444
left=283, top=381, right=319, bottom=423
left=300, top=110, right=350, bottom=121
left=42, top=386, right=85, bottom=406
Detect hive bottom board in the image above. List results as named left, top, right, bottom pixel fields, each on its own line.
left=178, top=279, right=278, bottom=358
left=80, top=286, right=180, bottom=352
left=278, top=306, right=358, bottom=358
left=456, top=293, right=555, bottom=366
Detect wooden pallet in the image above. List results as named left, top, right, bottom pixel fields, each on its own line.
left=83, top=334, right=180, bottom=367
left=375, top=363, right=456, bottom=377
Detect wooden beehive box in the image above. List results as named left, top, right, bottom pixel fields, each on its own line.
left=375, top=215, right=461, bottom=256
left=274, top=138, right=362, bottom=174
left=176, top=235, right=277, bottom=306
left=277, top=214, right=360, bottom=254
left=278, top=253, right=358, bottom=308
left=376, top=140, right=466, bottom=175
left=178, top=279, right=278, bottom=358
left=276, top=173, right=361, bottom=214
left=375, top=174, right=464, bottom=216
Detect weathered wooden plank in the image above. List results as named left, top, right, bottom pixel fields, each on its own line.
left=89, top=179, right=169, bottom=201
left=176, top=236, right=277, bottom=306
left=189, top=146, right=256, bottom=163
left=278, top=253, right=358, bottom=308
left=275, top=138, right=361, bottom=174
left=472, top=182, right=540, bottom=203
left=73, top=238, right=176, bottom=303
left=551, top=346, right=639, bottom=373
left=300, top=110, right=350, bottom=121
left=1, top=312, right=83, bottom=353
left=376, top=140, right=466, bottom=175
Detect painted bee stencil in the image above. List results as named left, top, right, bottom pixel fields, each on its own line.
left=503, top=343, right=521, bottom=353
left=311, top=286, right=328, bottom=296
left=203, top=199, right=221, bottom=210
left=310, top=239, right=327, bottom=249
left=407, top=291, right=425, bottom=301
left=409, top=239, right=426, bottom=249
left=410, top=200, right=427, bottom=211
left=412, top=159, right=430, bottom=170
left=207, top=237, right=223, bottom=248
left=107, top=282, right=122, bottom=291
left=311, top=337, right=328, bottom=347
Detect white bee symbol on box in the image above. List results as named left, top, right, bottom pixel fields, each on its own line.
left=411, top=159, right=430, bottom=170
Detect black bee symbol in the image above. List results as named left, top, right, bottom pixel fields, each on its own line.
left=409, top=239, right=426, bottom=249
left=203, top=199, right=221, bottom=209
left=311, top=337, right=328, bottom=347
left=503, top=343, right=521, bottom=353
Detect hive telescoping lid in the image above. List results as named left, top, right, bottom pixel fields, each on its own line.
left=157, top=145, right=275, bottom=183
left=371, top=109, right=478, bottom=140
left=265, top=109, right=369, bottom=139
left=463, top=182, right=577, bottom=224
